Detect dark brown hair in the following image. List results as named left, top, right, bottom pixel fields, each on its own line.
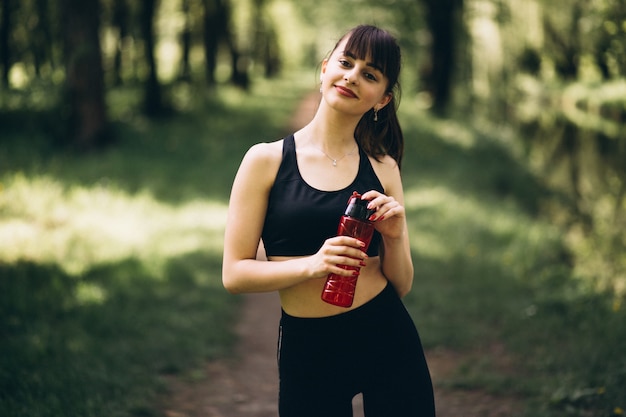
left=331, top=25, right=404, bottom=168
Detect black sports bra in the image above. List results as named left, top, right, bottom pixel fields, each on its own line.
left=262, top=135, right=384, bottom=257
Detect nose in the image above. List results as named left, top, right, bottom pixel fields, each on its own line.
left=344, top=69, right=358, bottom=85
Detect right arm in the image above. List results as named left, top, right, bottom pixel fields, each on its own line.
left=222, top=142, right=368, bottom=294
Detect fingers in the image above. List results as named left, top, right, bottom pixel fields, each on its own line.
left=314, top=236, right=368, bottom=277
left=325, top=236, right=368, bottom=261
left=361, top=191, right=404, bottom=222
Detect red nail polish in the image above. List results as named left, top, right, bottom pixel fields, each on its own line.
left=322, top=192, right=375, bottom=308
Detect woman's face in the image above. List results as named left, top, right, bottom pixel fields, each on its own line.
left=320, top=36, right=391, bottom=119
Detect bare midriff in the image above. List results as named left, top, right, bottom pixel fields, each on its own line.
left=268, top=255, right=389, bottom=318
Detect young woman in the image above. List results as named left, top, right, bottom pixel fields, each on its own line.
left=223, top=24, right=436, bottom=417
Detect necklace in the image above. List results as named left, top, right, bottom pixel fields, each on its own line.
left=316, top=143, right=358, bottom=167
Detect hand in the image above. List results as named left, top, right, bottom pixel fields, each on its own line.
left=361, top=190, right=406, bottom=240
left=306, top=236, right=369, bottom=279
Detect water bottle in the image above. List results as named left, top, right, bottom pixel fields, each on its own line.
left=321, top=192, right=376, bottom=307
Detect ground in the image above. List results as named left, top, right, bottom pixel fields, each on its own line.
left=158, top=93, right=523, bottom=417
left=160, top=293, right=522, bottom=417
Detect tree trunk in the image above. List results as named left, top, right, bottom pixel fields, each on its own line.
left=112, top=0, right=129, bottom=86
left=202, top=0, right=226, bottom=86
left=60, top=0, right=109, bottom=150
left=179, top=0, right=192, bottom=82
left=32, top=0, right=53, bottom=77
left=420, top=0, right=463, bottom=115
left=0, top=0, right=14, bottom=89
left=140, top=0, right=164, bottom=116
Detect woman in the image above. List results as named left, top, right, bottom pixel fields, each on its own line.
left=223, top=24, right=436, bottom=417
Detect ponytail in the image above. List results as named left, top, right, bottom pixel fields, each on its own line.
left=355, top=93, right=404, bottom=170
left=337, top=25, right=404, bottom=169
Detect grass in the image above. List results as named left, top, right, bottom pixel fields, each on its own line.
left=0, top=75, right=311, bottom=417
left=1, top=75, right=625, bottom=417
left=398, top=108, right=626, bottom=417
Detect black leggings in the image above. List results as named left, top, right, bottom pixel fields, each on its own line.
left=277, top=282, right=436, bottom=417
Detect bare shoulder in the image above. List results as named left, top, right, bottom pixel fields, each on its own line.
left=244, top=139, right=283, bottom=165
left=369, top=154, right=400, bottom=179
left=240, top=139, right=283, bottom=173
left=368, top=154, right=404, bottom=198
left=234, top=139, right=284, bottom=189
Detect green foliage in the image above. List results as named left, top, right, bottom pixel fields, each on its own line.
left=0, top=75, right=310, bottom=417
left=398, top=109, right=626, bottom=417
left=0, top=256, right=236, bottom=417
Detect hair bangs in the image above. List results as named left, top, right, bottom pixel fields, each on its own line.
left=342, top=25, right=401, bottom=88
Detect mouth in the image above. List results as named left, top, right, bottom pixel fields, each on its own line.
left=334, top=85, right=358, bottom=98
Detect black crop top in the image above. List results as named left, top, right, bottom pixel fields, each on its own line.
left=262, top=134, right=384, bottom=257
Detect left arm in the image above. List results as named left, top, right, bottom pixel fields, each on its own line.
left=364, top=156, right=414, bottom=297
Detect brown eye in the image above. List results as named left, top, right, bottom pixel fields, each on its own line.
left=364, top=72, right=377, bottom=81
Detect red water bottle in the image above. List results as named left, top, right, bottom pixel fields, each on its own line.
left=321, top=192, right=376, bottom=307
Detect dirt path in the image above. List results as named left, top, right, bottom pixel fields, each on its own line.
left=161, top=292, right=520, bottom=417
left=160, top=92, right=523, bottom=417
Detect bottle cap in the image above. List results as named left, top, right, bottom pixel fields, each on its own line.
left=344, top=192, right=375, bottom=221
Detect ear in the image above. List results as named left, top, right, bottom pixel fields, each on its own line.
left=376, top=92, right=393, bottom=111
left=321, top=59, right=328, bottom=76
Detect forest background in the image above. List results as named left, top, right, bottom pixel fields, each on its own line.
left=0, top=0, right=625, bottom=416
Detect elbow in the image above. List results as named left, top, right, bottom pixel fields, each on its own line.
left=396, top=280, right=413, bottom=298
left=392, top=268, right=414, bottom=298
left=222, top=277, right=241, bottom=294
left=222, top=276, right=244, bottom=295
left=222, top=266, right=244, bottom=295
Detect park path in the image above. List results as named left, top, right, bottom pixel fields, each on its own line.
left=160, top=91, right=522, bottom=417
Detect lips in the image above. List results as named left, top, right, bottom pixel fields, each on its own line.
left=334, top=85, right=357, bottom=98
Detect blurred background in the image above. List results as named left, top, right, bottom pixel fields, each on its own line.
left=1, top=0, right=624, bottom=416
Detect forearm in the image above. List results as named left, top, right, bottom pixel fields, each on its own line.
left=222, top=257, right=311, bottom=294
left=380, top=231, right=414, bottom=297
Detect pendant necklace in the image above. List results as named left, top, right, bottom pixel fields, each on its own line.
left=317, top=143, right=358, bottom=167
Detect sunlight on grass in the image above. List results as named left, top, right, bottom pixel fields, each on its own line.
left=0, top=172, right=227, bottom=277
left=405, top=185, right=561, bottom=275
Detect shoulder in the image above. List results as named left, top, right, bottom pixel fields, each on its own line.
left=242, top=139, right=283, bottom=165
left=233, top=138, right=284, bottom=189
left=368, top=154, right=403, bottom=196
left=238, top=139, right=283, bottom=175
left=368, top=154, right=400, bottom=180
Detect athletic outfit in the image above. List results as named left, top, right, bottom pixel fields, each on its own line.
left=262, top=134, right=436, bottom=417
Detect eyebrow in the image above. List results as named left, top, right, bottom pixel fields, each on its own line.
left=343, top=51, right=383, bottom=72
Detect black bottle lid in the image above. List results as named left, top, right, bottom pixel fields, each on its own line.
left=344, top=192, right=375, bottom=221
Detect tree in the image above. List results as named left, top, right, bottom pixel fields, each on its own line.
left=420, top=0, right=464, bottom=114
left=111, top=0, right=130, bottom=86
left=0, top=0, right=14, bottom=89
left=31, top=0, right=54, bottom=77
left=251, top=0, right=281, bottom=78
left=179, top=0, right=193, bottom=82
left=202, top=0, right=227, bottom=86
left=60, top=0, right=109, bottom=150
left=140, top=0, right=165, bottom=116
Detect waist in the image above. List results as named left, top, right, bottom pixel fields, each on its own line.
left=280, top=280, right=397, bottom=327
left=270, top=256, right=389, bottom=318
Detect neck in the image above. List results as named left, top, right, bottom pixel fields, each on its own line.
left=299, top=102, right=360, bottom=153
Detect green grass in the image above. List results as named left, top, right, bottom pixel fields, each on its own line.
left=0, top=75, right=312, bottom=417
left=398, top=110, right=626, bottom=417
left=1, top=76, right=625, bottom=417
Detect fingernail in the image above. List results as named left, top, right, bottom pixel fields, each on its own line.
left=368, top=214, right=376, bottom=221
left=359, top=261, right=367, bottom=267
